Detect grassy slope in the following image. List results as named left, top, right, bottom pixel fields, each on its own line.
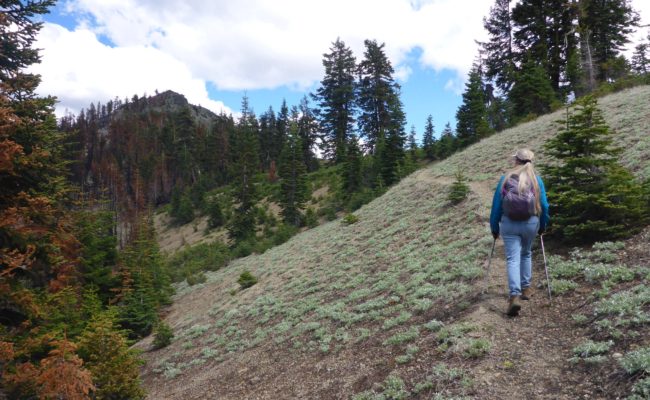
left=138, top=85, right=650, bottom=399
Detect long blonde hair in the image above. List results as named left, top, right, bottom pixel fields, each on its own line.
left=503, top=149, right=542, bottom=215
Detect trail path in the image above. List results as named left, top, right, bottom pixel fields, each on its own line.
left=412, top=168, right=593, bottom=399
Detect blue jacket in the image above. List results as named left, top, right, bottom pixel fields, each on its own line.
left=490, top=175, right=550, bottom=235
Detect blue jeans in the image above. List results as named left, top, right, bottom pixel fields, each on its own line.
left=500, top=216, right=539, bottom=297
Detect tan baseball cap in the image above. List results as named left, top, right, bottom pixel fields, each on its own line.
left=512, top=148, right=534, bottom=163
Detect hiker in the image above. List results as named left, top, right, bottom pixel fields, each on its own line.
left=490, top=149, right=550, bottom=317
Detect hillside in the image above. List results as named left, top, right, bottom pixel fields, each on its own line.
left=138, top=85, right=650, bottom=399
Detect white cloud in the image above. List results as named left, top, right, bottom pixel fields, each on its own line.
left=59, top=0, right=492, bottom=89
left=31, top=23, right=232, bottom=117
left=36, top=0, right=650, bottom=117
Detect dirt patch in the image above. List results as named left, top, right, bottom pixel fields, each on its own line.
left=154, top=212, right=228, bottom=254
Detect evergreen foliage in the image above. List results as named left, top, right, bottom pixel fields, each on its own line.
left=77, top=311, right=146, bottom=400
left=578, top=0, right=640, bottom=82
left=511, top=0, right=576, bottom=94
left=279, top=124, right=309, bottom=226
left=437, top=123, right=457, bottom=159
left=297, top=96, right=319, bottom=172
left=455, top=63, right=492, bottom=148
left=631, top=33, right=650, bottom=75
left=238, top=271, right=258, bottom=289
left=74, top=210, right=119, bottom=305
left=228, top=96, right=260, bottom=241
left=481, top=0, right=516, bottom=93
left=543, top=96, right=648, bottom=243
left=116, top=220, right=171, bottom=338
left=207, top=197, right=224, bottom=229
left=153, top=321, right=174, bottom=349
left=313, top=38, right=357, bottom=163
left=356, top=39, right=405, bottom=156
left=422, top=115, right=437, bottom=160
left=448, top=170, right=471, bottom=204
left=509, top=58, right=558, bottom=119
left=342, top=134, right=363, bottom=195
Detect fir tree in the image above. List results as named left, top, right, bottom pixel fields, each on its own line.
left=455, top=62, right=492, bottom=149
left=228, top=96, right=260, bottom=241
left=77, top=310, right=146, bottom=400
left=342, top=134, right=363, bottom=195
left=509, top=57, right=558, bottom=119
left=278, top=124, right=308, bottom=226
left=422, top=115, right=437, bottom=160
left=543, top=96, right=647, bottom=243
left=512, top=0, right=577, bottom=95
left=631, top=39, right=649, bottom=75
left=207, top=197, right=224, bottom=229
left=297, top=96, right=319, bottom=172
left=578, top=0, right=640, bottom=82
left=313, top=38, right=356, bottom=163
left=357, top=39, right=404, bottom=155
left=74, top=210, right=119, bottom=305
left=481, top=0, right=517, bottom=93
left=407, top=125, right=418, bottom=157
left=437, top=122, right=457, bottom=159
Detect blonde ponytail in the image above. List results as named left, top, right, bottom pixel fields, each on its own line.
left=502, top=159, right=541, bottom=215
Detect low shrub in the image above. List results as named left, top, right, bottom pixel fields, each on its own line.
left=153, top=322, right=174, bottom=349
left=343, top=214, right=359, bottom=225
left=238, top=271, right=258, bottom=289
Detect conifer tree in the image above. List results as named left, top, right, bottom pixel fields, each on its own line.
left=228, top=96, right=260, bottom=241
left=297, top=96, right=319, bottom=172
left=455, top=62, right=492, bottom=149
left=481, top=0, right=517, bottom=93
left=278, top=124, right=308, bottom=226
left=543, top=96, right=647, bottom=243
left=512, top=0, right=577, bottom=95
left=577, top=0, right=640, bottom=82
left=631, top=38, right=649, bottom=75
left=357, top=39, right=404, bottom=155
left=116, top=219, right=170, bottom=338
left=75, top=210, right=119, bottom=305
left=313, top=38, right=357, bottom=163
left=437, top=123, right=457, bottom=159
left=407, top=125, right=418, bottom=157
left=77, top=311, right=146, bottom=400
left=342, top=134, right=363, bottom=195
left=509, top=58, right=558, bottom=119
left=258, top=106, right=276, bottom=170
left=422, top=115, right=437, bottom=160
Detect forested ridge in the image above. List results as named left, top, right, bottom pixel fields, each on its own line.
left=1, top=0, right=650, bottom=399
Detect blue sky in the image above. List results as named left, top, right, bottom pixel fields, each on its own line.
left=34, top=0, right=649, bottom=141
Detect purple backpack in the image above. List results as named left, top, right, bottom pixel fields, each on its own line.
left=501, top=174, right=536, bottom=221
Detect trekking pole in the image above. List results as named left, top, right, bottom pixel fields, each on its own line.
left=540, top=234, right=552, bottom=301
left=482, top=238, right=497, bottom=295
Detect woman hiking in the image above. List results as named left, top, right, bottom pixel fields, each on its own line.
left=490, top=149, right=550, bottom=317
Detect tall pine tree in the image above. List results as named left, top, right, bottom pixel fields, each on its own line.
left=577, top=0, right=639, bottom=82
left=297, top=96, right=319, bottom=172
left=278, top=123, right=308, bottom=226
left=481, top=0, right=517, bottom=94
left=228, top=96, right=260, bottom=241
left=422, top=115, right=437, bottom=160
left=313, top=38, right=356, bottom=163
left=455, top=62, right=492, bottom=148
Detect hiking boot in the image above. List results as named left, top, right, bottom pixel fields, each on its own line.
left=521, top=287, right=533, bottom=300
left=506, top=296, right=521, bottom=317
